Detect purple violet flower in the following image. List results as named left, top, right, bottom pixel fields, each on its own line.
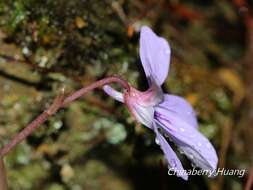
left=103, top=26, right=218, bottom=180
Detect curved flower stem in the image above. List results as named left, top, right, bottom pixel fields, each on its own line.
left=0, top=159, right=7, bottom=190
left=62, top=76, right=129, bottom=105
left=0, top=76, right=129, bottom=158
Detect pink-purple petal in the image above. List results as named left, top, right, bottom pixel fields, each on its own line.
left=132, top=80, right=164, bottom=107
left=155, top=108, right=218, bottom=172
left=153, top=123, right=188, bottom=180
left=140, top=26, right=170, bottom=86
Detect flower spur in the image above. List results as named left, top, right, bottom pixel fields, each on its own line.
left=103, top=26, right=218, bottom=180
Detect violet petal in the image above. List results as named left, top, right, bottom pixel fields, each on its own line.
left=140, top=26, right=170, bottom=86
left=156, top=94, right=198, bottom=129
left=153, top=123, right=188, bottom=180
left=155, top=108, right=218, bottom=172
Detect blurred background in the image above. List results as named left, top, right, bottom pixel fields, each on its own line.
left=0, top=0, right=252, bottom=189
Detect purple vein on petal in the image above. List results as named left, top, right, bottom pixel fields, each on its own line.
left=155, top=113, right=218, bottom=172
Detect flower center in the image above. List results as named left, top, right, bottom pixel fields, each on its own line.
left=123, top=84, right=164, bottom=128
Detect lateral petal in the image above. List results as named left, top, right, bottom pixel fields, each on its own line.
left=156, top=94, right=198, bottom=129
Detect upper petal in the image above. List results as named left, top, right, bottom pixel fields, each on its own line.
left=140, top=26, right=171, bottom=86
left=155, top=107, right=218, bottom=172
left=156, top=94, right=198, bottom=129
left=153, top=123, right=188, bottom=180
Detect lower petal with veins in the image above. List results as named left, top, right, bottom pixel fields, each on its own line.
left=153, top=122, right=188, bottom=180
